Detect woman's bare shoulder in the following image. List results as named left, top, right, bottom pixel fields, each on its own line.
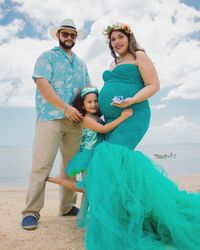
left=135, top=51, right=153, bottom=65
left=135, top=50, right=147, bottom=60
left=109, top=61, right=116, bottom=70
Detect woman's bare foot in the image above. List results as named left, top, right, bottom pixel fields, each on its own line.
left=47, top=175, right=63, bottom=185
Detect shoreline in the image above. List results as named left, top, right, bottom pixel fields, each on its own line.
left=0, top=176, right=199, bottom=250
left=171, top=174, right=200, bottom=192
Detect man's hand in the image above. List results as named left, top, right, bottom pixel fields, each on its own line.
left=64, top=106, right=83, bottom=122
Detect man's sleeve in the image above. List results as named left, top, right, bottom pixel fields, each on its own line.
left=32, top=52, right=52, bottom=83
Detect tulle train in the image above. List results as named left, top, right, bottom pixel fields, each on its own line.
left=78, top=142, right=200, bottom=250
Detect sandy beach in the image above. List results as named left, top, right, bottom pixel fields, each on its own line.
left=0, top=176, right=200, bottom=250
left=0, top=183, right=84, bottom=250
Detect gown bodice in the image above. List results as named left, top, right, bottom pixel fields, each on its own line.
left=99, top=63, right=150, bottom=120
left=98, top=63, right=151, bottom=149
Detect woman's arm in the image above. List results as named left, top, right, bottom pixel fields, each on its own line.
left=112, top=51, right=160, bottom=108
left=83, top=109, right=132, bottom=133
left=132, top=51, right=160, bottom=101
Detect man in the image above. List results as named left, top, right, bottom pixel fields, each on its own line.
left=21, top=19, right=90, bottom=230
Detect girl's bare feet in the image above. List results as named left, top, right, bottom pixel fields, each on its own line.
left=47, top=175, right=84, bottom=193
left=47, top=175, right=63, bottom=185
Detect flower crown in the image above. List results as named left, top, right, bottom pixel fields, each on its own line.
left=103, top=23, right=132, bottom=39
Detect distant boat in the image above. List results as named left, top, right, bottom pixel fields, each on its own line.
left=154, top=153, right=176, bottom=159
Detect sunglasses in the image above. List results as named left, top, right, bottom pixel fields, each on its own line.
left=60, top=32, right=77, bottom=39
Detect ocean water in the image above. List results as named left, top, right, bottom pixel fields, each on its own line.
left=0, top=147, right=61, bottom=186
left=0, top=143, right=200, bottom=186
left=137, top=143, right=200, bottom=176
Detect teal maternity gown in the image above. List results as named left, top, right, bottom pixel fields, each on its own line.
left=66, top=64, right=200, bottom=250
left=99, top=64, right=151, bottom=149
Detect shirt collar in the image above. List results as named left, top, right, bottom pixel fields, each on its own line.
left=53, top=46, right=77, bottom=63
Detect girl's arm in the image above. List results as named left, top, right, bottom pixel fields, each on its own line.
left=112, top=51, right=160, bottom=108
left=83, top=109, right=132, bottom=133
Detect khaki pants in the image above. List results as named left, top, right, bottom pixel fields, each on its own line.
left=22, top=118, right=82, bottom=219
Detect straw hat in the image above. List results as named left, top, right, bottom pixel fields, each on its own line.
left=49, top=19, right=83, bottom=40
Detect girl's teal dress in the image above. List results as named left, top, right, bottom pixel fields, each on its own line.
left=67, top=119, right=104, bottom=176
left=66, top=64, right=200, bottom=250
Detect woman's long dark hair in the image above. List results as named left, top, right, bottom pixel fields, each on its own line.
left=108, top=29, right=145, bottom=64
left=72, top=88, right=101, bottom=117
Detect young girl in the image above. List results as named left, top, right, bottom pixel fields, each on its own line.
left=47, top=87, right=133, bottom=191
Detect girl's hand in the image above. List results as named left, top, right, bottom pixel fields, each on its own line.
left=112, top=97, right=134, bottom=108
left=120, top=108, right=133, bottom=119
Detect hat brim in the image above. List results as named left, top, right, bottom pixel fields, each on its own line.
left=49, top=27, right=84, bottom=40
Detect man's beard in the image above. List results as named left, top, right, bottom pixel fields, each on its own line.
left=59, top=39, right=75, bottom=49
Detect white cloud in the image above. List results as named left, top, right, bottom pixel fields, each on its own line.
left=0, top=0, right=200, bottom=107
left=0, top=18, right=25, bottom=43
left=162, top=74, right=200, bottom=100
left=74, top=0, right=200, bottom=95
left=13, top=0, right=149, bottom=28
left=161, top=41, right=200, bottom=100
left=151, top=104, right=166, bottom=110
left=0, top=37, right=54, bottom=106
left=142, top=116, right=200, bottom=144
left=0, top=1, right=4, bottom=19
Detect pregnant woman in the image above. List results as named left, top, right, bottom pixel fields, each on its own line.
left=82, top=23, right=200, bottom=250
left=48, top=23, right=200, bottom=250
left=99, top=23, right=159, bottom=149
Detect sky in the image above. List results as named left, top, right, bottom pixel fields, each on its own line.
left=0, top=0, right=200, bottom=147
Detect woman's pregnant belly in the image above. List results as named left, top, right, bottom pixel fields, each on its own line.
left=99, top=81, right=150, bottom=119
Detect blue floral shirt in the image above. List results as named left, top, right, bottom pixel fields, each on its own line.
left=32, top=46, right=91, bottom=121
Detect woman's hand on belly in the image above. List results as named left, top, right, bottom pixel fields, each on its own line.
left=111, top=97, right=134, bottom=108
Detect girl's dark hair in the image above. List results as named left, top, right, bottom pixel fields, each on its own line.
left=72, top=88, right=102, bottom=117
left=108, top=29, right=145, bottom=64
